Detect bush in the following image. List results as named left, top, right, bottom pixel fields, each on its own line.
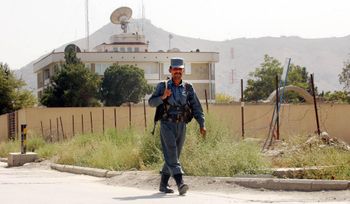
left=27, top=134, right=46, bottom=152
left=271, top=134, right=350, bottom=179
left=181, top=114, right=268, bottom=176
left=215, top=93, right=234, bottom=103
left=0, top=140, right=19, bottom=157
left=55, top=129, right=143, bottom=170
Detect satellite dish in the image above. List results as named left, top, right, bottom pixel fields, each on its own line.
left=64, top=44, right=81, bottom=53
left=110, top=7, right=132, bottom=33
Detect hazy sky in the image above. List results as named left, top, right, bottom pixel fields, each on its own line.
left=1, top=0, right=350, bottom=69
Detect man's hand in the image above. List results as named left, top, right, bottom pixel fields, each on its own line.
left=161, top=89, right=172, bottom=100
left=200, top=127, right=207, bottom=138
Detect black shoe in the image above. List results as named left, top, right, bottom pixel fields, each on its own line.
left=178, top=183, right=189, bottom=195
left=159, top=174, right=174, bottom=193
left=159, top=185, right=174, bottom=193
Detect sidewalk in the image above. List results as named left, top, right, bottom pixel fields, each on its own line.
left=50, top=163, right=350, bottom=191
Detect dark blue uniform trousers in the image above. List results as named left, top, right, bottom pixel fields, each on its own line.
left=160, top=120, right=186, bottom=176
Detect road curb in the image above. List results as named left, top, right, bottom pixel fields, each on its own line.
left=50, top=163, right=350, bottom=191
left=50, top=163, right=120, bottom=178
left=0, top=157, right=8, bottom=162
left=232, top=178, right=350, bottom=191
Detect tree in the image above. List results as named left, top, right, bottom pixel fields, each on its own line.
left=244, top=55, right=311, bottom=102
left=244, top=55, right=283, bottom=101
left=283, top=64, right=311, bottom=103
left=40, top=50, right=101, bottom=107
left=101, top=64, right=153, bottom=106
left=0, top=62, right=36, bottom=114
left=322, top=91, right=350, bottom=103
left=339, top=60, right=350, bottom=91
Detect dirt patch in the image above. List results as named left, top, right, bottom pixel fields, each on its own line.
left=105, top=170, right=250, bottom=193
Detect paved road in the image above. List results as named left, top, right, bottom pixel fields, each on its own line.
left=1, top=162, right=349, bottom=204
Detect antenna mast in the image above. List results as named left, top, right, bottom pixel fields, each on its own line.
left=142, top=0, right=145, bottom=32
left=85, top=0, right=90, bottom=51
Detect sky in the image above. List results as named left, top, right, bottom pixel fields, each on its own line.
left=1, top=0, right=350, bottom=70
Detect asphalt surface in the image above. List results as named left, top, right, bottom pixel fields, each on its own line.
left=1, top=162, right=350, bottom=204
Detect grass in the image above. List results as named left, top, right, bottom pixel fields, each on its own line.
left=271, top=134, right=350, bottom=179
left=181, top=114, right=269, bottom=176
left=1, top=114, right=349, bottom=179
left=0, top=140, right=19, bottom=157
left=55, top=128, right=143, bottom=170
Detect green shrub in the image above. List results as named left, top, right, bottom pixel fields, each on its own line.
left=0, top=140, right=20, bottom=157
left=27, top=135, right=46, bottom=152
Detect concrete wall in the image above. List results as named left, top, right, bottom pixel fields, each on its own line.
left=0, top=114, right=8, bottom=142
left=210, top=104, right=350, bottom=143
left=18, top=106, right=154, bottom=141
left=1, top=104, right=349, bottom=144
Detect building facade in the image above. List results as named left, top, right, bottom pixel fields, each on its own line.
left=33, top=33, right=219, bottom=102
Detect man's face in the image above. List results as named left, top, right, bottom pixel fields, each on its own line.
left=169, top=67, right=184, bottom=81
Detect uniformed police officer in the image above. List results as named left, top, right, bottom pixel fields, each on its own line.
left=148, top=57, right=206, bottom=195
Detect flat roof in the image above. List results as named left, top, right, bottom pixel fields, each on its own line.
left=33, top=51, right=219, bottom=73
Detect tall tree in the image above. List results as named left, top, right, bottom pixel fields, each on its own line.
left=244, top=55, right=311, bottom=102
left=101, top=64, right=153, bottom=106
left=40, top=50, right=101, bottom=107
left=339, top=60, right=350, bottom=91
left=0, top=62, right=36, bottom=114
left=244, top=55, right=283, bottom=101
left=284, top=64, right=311, bottom=102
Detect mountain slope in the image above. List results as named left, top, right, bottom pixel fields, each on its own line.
left=16, top=19, right=350, bottom=98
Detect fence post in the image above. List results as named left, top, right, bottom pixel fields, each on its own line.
left=143, top=99, right=147, bottom=130
left=49, top=119, right=52, bottom=142
left=275, top=75, right=280, bottom=140
left=20, top=124, right=27, bottom=154
left=72, top=115, right=75, bottom=137
left=311, top=74, right=321, bottom=136
left=40, top=121, right=44, bottom=138
left=204, top=89, right=209, bottom=113
left=90, top=111, right=93, bottom=133
left=56, top=118, right=59, bottom=141
left=60, top=116, right=65, bottom=140
left=102, top=109, right=105, bottom=133
left=240, top=79, right=245, bottom=139
left=114, top=108, right=117, bottom=130
left=81, top=114, right=84, bottom=134
left=128, top=102, right=131, bottom=128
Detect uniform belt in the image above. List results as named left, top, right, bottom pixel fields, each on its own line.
left=164, top=114, right=185, bottom=123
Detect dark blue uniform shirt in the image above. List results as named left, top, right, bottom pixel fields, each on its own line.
left=148, top=79, right=205, bottom=128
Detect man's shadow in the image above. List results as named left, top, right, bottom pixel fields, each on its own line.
left=113, top=192, right=180, bottom=201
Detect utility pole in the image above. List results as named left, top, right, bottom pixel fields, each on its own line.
left=168, top=34, right=173, bottom=50
left=85, top=0, right=90, bottom=51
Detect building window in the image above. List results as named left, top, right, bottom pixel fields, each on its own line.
left=134, top=47, right=139, bottom=52
left=144, top=64, right=159, bottom=79
left=113, top=47, right=118, bottom=52
left=185, top=63, right=191, bottom=75
left=95, top=63, right=112, bottom=75
left=163, top=63, right=170, bottom=75
left=120, top=47, right=126, bottom=52
left=43, top=69, right=50, bottom=80
left=144, top=66, right=158, bottom=74
left=85, top=63, right=91, bottom=69
left=127, top=47, right=132, bottom=52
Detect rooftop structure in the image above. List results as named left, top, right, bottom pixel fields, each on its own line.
left=33, top=7, right=219, bottom=102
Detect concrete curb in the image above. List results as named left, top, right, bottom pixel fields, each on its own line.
left=50, top=163, right=350, bottom=191
left=233, top=178, right=350, bottom=191
left=0, top=158, right=8, bottom=162
left=271, top=166, right=338, bottom=178
left=50, top=163, right=121, bottom=178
